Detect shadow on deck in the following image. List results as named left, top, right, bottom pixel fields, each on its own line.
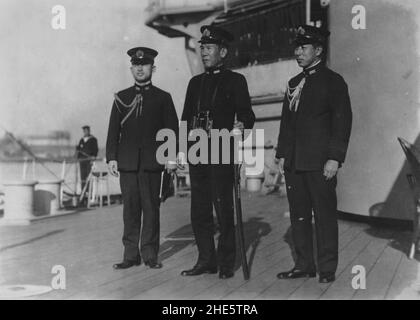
left=0, top=192, right=418, bottom=300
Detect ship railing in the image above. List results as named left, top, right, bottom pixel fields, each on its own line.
left=0, top=156, right=117, bottom=209
left=147, top=0, right=225, bottom=12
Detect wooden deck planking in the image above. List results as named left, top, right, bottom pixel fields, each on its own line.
left=353, top=245, right=404, bottom=300
left=2, top=235, right=124, bottom=297
left=319, top=229, right=395, bottom=300
left=196, top=220, right=357, bottom=300
left=104, top=211, right=288, bottom=300
left=317, top=230, right=377, bottom=300
left=173, top=212, right=302, bottom=300
left=65, top=194, right=287, bottom=299
left=0, top=209, right=121, bottom=273
left=0, top=191, right=418, bottom=300
left=285, top=224, right=367, bottom=300
left=227, top=223, right=361, bottom=300
left=130, top=216, right=288, bottom=300
left=0, top=210, right=120, bottom=264
left=140, top=224, right=292, bottom=300
left=138, top=215, right=296, bottom=300
left=385, top=252, right=420, bottom=300
left=256, top=223, right=365, bottom=300
left=0, top=204, right=181, bottom=298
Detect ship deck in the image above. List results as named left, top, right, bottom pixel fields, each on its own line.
left=0, top=192, right=419, bottom=300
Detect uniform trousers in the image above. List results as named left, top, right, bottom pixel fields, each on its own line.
left=284, top=169, right=338, bottom=275
left=119, top=169, right=161, bottom=262
left=189, top=164, right=236, bottom=270
left=79, top=160, right=92, bottom=191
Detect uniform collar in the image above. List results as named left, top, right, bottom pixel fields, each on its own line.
left=303, top=60, right=323, bottom=77
left=205, top=65, right=225, bottom=75
left=135, top=81, right=152, bottom=92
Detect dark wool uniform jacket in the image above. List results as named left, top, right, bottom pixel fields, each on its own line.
left=181, top=68, right=256, bottom=165
left=106, top=84, right=179, bottom=172
left=276, top=65, right=352, bottom=171
left=181, top=68, right=255, bottom=131
left=76, top=136, right=98, bottom=159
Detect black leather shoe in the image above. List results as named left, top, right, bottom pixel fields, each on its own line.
left=219, top=269, right=234, bottom=279
left=145, top=260, right=163, bottom=269
left=277, top=268, right=316, bottom=279
left=181, top=265, right=218, bottom=276
left=319, top=274, right=335, bottom=283
left=113, top=259, right=141, bottom=270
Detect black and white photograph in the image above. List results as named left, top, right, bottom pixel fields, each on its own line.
left=0, top=0, right=419, bottom=306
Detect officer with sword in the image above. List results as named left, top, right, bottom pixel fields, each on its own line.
left=180, top=25, right=255, bottom=279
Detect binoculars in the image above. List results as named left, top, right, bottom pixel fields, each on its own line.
left=190, top=110, right=213, bottom=137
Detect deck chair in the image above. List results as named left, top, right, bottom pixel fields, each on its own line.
left=80, top=161, right=111, bottom=208
left=398, top=137, right=420, bottom=259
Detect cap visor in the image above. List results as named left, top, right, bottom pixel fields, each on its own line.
left=198, top=38, right=223, bottom=45
left=131, top=58, right=154, bottom=65
left=294, top=38, right=322, bottom=46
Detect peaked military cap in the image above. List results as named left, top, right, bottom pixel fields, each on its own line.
left=127, top=47, right=158, bottom=65
left=199, top=25, right=234, bottom=45
left=293, top=25, right=330, bottom=46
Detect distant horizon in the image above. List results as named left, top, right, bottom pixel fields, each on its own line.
left=0, top=0, right=191, bottom=148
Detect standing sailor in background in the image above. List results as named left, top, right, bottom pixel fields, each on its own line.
left=106, top=47, right=179, bottom=270
left=180, top=26, right=255, bottom=279
left=76, top=125, right=98, bottom=191
left=275, top=26, right=352, bottom=283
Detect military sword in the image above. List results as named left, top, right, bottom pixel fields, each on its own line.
left=232, top=127, right=250, bottom=280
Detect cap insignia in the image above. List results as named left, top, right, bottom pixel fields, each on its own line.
left=203, top=28, right=211, bottom=37
left=297, top=27, right=306, bottom=35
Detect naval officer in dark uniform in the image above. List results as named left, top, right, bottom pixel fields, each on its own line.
left=180, top=25, right=255, bottom=279
left=106, top=47, right=179, bottom=270
left=76, top=125, right=98, bottom=191
left=275, top=26, right=352, bottom=283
